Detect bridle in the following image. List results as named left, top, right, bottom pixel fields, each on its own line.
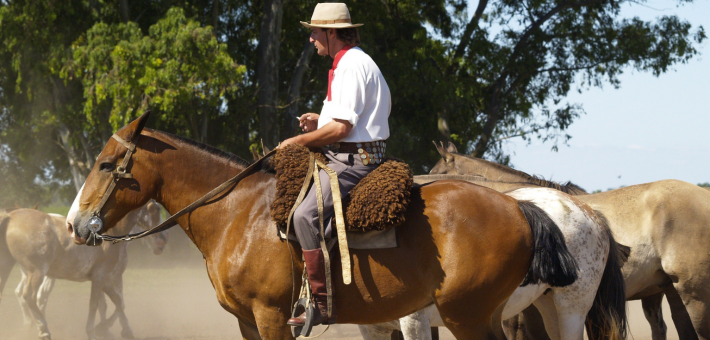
left=86, top=133, right=138, bottom=245
left=85, top=132, right=275, bottom=246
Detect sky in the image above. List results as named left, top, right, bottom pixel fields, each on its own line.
left=493, top=0, right=710, bottom=192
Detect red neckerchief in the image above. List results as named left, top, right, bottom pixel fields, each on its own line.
left=327, top=45, right=352, bottom=101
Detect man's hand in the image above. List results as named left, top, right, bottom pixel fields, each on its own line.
left=298, top=113, right=319, bottom=132
left=278, top=137, right=300, bottom=149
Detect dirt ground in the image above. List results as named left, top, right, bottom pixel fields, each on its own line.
left=0, top=229, right=680, bottom=340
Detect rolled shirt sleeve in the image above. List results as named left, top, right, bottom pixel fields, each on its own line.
left=321, top=66, right=365, bottom=128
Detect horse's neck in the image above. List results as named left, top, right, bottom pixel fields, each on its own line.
left=148, top=132, right=259, bottom=254
left=460, top=156, right=533, bottom=183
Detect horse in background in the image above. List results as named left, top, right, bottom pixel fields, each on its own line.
left=430, top=142, right=710, bottom=340
left=0, top=201, right=167, bottom=340
left=360, top=186, right=629, bottom=340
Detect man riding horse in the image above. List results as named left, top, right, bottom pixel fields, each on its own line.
left=280, top=2, right=391, bottom=328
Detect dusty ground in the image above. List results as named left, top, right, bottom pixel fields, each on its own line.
left=0, top=229, right=680, bottom=340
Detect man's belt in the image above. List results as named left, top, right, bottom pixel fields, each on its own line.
left=327, top=141, right=387, bottom=165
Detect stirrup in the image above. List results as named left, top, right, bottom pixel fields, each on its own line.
left=290, top=297, right=316, bottom=337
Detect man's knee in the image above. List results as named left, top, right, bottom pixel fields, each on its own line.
left=293, top=204, right=316, bottom=229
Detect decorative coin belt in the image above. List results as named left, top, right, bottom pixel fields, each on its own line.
left=331, top=141, right=387, bottom=165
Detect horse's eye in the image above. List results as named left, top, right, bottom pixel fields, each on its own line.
left=100, top=162, right=115, bottom=172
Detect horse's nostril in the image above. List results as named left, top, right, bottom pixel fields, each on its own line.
left=67, top=222, right=74, bottom=235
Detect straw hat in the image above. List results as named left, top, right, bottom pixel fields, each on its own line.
left=300, top=3, right=363, bottom=29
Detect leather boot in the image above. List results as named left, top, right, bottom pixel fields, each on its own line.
left=287, top=248, right=337, bottom=326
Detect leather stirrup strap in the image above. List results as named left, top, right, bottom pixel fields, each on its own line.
left=315, top=159, right=351, bottom=286
left=313, top=160, right=333, bottom=317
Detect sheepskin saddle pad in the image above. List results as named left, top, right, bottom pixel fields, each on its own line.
left=270, top=144, right=413, bottom=236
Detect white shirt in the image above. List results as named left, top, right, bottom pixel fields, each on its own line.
left=317, top=47, right=391, bottom=142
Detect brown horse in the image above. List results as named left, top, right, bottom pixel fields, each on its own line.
left=430, top=142, right=710, bottom=340
left=0, top=202, right=166, bottom=340
left=65, top=112, right=578, bottom=339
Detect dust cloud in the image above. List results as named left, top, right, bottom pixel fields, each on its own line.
left=0, top=228, right=680, bottom=339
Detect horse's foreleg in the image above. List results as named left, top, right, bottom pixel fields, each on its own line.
left=253, top=306, right=295, bottom=340
left=238, top=317, right=263, bottom=340
left=664, top=285, right=699, bottom=340
left=103, top=278, right=135, bottom=339
left=22, top=269, right=51, bottom=340
left=86, top=281, right=103, bottom=339
left=641, top=292, right=667, bottom=340
left=95, top=294, right=113, bottom=337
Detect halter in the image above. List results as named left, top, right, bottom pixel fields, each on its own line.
left=86, top=132, right=276, bottom=245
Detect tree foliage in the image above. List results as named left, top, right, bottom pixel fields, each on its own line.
left=0, top=0, right=705, bottom=208
left=67, top=7, right=245, bottom=138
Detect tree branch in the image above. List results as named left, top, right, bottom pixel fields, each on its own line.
left=447, top=0, right=490, bottom=75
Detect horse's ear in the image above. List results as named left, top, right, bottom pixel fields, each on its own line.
left=252, top=148, right=262, bottom=161
left=446, top=142, right=458, bottom=153
left=32, top=203, right=39, bottom=210
left=261, top=139, right=271, bottom=156
left=433, top=141, right=449, bottom=159
left=125, top=110, right=151, bottom=142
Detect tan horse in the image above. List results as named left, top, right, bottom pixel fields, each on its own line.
left=0, top=202, right=167, bottom=340
left=430, top=143, right=710, bottom=340
left=65, top=112, right=578, bottom=340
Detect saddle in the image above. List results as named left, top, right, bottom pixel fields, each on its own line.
left=270, top=144, right=413, bottom=247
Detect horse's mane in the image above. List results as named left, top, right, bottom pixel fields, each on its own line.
left=148, top=129, right=252, bottom=168
left=451, top=152, right=587, bottom=194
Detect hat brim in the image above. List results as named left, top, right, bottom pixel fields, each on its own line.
left=300, top=21, right=363, bottom=29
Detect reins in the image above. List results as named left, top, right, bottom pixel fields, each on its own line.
left=89, top=132, right=276, bottom=244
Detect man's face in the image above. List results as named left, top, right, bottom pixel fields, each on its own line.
left=309, top=28, right=331, bottom=56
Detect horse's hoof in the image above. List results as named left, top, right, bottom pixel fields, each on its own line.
left=39, top=332, right=51, bottom=340
left=120, top=329, right=135, bottom=339
left=95, top=323, right=109, bottom=337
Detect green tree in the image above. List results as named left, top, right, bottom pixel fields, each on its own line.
left=66, top=7, right=245, bottom=139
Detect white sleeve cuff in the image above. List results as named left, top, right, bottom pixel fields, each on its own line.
left=322, top=101, right=359, bottom=127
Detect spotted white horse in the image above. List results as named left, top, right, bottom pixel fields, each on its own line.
left=359, top=187, right=628, bottom=340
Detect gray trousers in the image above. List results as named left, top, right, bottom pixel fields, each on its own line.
left=293, top=149, right=375, bottom=250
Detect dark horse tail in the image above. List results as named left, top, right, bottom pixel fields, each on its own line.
left=585, top=210, right=630, bottom=340
left=517, top=201, right=578, bottom=287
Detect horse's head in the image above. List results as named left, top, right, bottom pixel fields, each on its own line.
left=67, top=111, right=158, bottom=245
left=430, top=141, right=463, bottom=175
left=137, top=200, right=169, bottom=254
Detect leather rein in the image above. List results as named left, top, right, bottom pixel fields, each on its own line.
left=87, top=133, right=276, bottom=244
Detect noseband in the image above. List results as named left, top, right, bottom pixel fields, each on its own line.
left=86, top=132, right=276, bottom=245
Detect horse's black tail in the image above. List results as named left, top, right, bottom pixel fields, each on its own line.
left=585, top=210, right=629, bottom=340
left=517, top=201, right=578, bottom=287
left=0, top=212, right=17, bottom=302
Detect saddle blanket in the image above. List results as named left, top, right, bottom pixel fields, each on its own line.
left=278, top=227, right=398, bottom=249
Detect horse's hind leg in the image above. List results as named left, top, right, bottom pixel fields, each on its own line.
left=532, top=294, right=560, bottom=340
left=664, top=285, right=699, bottom=340
left=37, top=276, right=55, bottom=315
left=15, top=268, right=33, bottom=325
left=672, top=279, right=710, bottom=340
left=0, top=243, right=15, bottom=305
left=22, top=269, right=51, bottom=340
left=641, top=292, right=667, bottom=340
